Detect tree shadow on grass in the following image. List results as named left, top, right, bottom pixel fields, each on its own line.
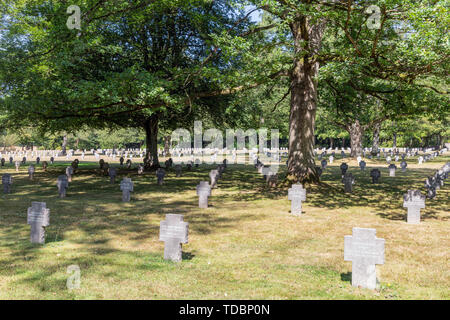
left=182, top=251, right=195, bottom=260
left=340, top=272, right=352, bottom=283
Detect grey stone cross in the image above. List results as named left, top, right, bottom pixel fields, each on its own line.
left=66, top=166, right=74, bottom=182
left=370, top=169, right=381, bottom=183
left=209, top=169, right=219, bottom=189
left=120, top=178, right=134, bottom=202
left=400, top=161, right=407, bottom=172
left=359, top=160, right=366, bottom=171
left=343, top=173, right=355, bottom=193
left=340, top=163, right=348, bottom=176
left=388, top=164, right=396, bottom=177
left=403, top=190, right=425, bottom=224
left=2, top=174, right=12, bottom=194
left=175, top=164, right=182, bottom=177
left=159, top=214, right=189, bottom=262
left=344, top=227, right=385, bottom=290
left=57, top=175, right=69, bottom=198
left=27, top=202, right=50, bottom=244
left=108, top=167, right=117, bottom=183
left=288, top=184, right=306, bottom=216
left=28, top=165, right=35, bottom=180
left=156, top=168, right=166, bottom=185
left=196, top=181, right=211, bottom=208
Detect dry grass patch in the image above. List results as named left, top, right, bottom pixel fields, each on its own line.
left=0, top=154, right=448, bottom=299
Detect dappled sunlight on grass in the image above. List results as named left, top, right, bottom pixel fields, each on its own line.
left=0, top=154, right=448, bottom=299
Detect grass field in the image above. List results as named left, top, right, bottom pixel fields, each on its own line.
left=0, top=154, right=448, bottom=299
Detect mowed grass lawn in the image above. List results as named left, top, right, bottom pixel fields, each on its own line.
left=0, top=154, right=448, bottom=300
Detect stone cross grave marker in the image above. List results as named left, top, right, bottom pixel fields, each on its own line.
left=57, top=175, right=69, bottom=198
left=344, top=227, right=385, bottom=290
left=370, top=169, right=381, bottom=184
left=321, top=159, right=327, bottom=170
left=66, top=166, right=74, bottom=182
left=329, top=155, right=334, bottom=163
left=156, top=168, right=166, bottom=185
left=108, top=167, right=117, bottom=183
left=159, top=214, right=189, bottom=262
left=359, top=161, right=366, bottom=171
left=27, top=202, right=50, bottom=244
left=403, top=190, right=425, bottom=224
left=28, top=165, right=35, bottom=180
left=388, top=164, right=397, bottom=177
left=288, top=184, right=307, bottom=216
left=196, top=181, right=211, bottom=208
left=343, top=173, right=355, bottom=193
left=2, top=174, right=12, bottom=194
left=340, top=163, right=348, bottom=176
left=400, top=161, right=407, bottom=172
left=175, top=164, right=182, bottom=177
left=120, top=178, right=134, bottom=202
left=209, top=169, right=219, bottom=189
left=137, top=164, right=144, bottom=175
left=15, top=161, right=20, bottom=172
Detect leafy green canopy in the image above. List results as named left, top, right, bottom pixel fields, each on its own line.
left=0, top=0, right=254, bottom=133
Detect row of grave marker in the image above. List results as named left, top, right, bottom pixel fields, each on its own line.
left=4, top=150, right=448, bottom=291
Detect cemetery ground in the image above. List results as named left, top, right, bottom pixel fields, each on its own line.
left=0, top=155, right=448, bottom=300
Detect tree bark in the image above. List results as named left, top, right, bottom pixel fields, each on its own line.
left=393, top=132, right=397, bottom=149
left=371, top=122, right=381, bottom=155
left=164, top=135, right=171, bottom=156
left=287, top=18, right=325, bottom=184
left=61, top=134, right=67, bottom=156
left=143, top=114, right=160, bottom=169
left=348, top=120, right=364, bottom=157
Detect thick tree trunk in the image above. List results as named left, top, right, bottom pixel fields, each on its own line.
left=61, top=134, right=67, bottom=156
left=330, top=137, right=334, bottom=150
left=164, top=135, right=171, bottom=156
left=423, top=136, right=429, bottom=148
left=143, top=114, right=160, bottom=169
left=437, top=134, right=443, bottom=149
left=393, top=132, right=397, bottom=149
left=287, top=18, right=325, bottom=184
left=348, top=120, right=364, bottom=157
left=371, top=122, right=381, bottom=155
